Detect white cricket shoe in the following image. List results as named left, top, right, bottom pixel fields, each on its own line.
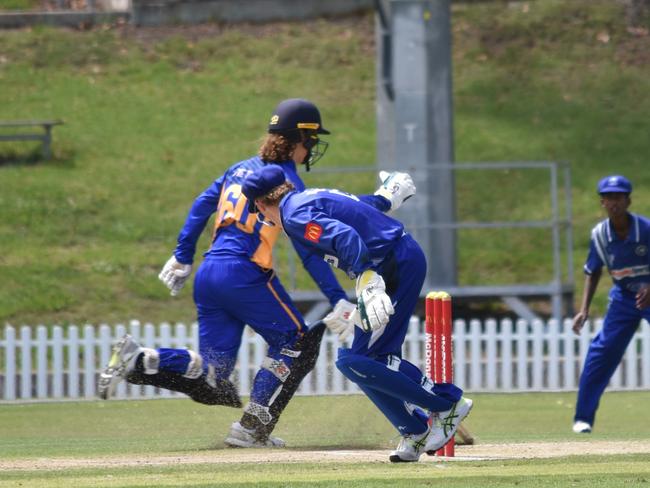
left=97, top=334, right=143, bottom=400
left=389, top=427, right=431, bottom=463
left=572, top=420, right=592, bottom=433
left=425, top=397, right=474, bottom=454
left=224, top=422, right=286, bottom=448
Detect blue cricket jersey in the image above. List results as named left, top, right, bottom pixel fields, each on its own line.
left=279, top=188, right=404, bottom=278
left=584, top=212, right=650, bottom=299
left=172, top=157, right=353, bottom=306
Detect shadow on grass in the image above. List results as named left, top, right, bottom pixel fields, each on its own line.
left=0, top=147, right=76, bottom=168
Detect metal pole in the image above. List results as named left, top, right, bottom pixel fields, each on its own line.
left=550, top=163, right=562, bottom=320
left=379, top=0, right=457, bottom=288
left=564, top=163, right=575, bottom=317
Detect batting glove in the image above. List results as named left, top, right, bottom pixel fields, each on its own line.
left=158, top=255, right=193, bottom=296
left=355, top=270, right=394, bottom=332
left=374, top=171, right=416, bottom=212
left=323, top=299, right=357, bottom=341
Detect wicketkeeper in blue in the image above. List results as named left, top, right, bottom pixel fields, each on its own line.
left=97, top=99, right=416, bottom=448
left=572, top=175, right=650, bottom=434
left=242, top=164, right=473, bottom=462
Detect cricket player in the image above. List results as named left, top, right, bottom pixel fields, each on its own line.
left=97, top=99, right=415, bottom=448
left=241, top=164, right=473, bottom=462
left=572, top=175, right=650, bottom=433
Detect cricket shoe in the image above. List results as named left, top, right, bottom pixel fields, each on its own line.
left=223, top=422, right=286, bottom=448
left=97, top=334, right=143, bottom=400
left=425, top=397, right=474, bottom=454
left=572, top=421, right=592, bottom=434
left=389, top=427, right=431, bottom=463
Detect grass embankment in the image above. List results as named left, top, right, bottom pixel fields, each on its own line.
left=0, top=0, right=40, bottom=10
left=1, top=1, right=650, bottom=325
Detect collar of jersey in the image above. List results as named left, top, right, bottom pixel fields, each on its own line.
left=606, top=212, right=639, bottom=243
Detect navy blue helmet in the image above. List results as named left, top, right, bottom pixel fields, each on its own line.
left=267, top=99, right=330, bottom=171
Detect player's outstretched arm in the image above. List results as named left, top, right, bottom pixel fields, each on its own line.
left=357, top=171, right=416, bottom=213
left=160, top=177, right=224, bottom=296
left=374, top=171, right=416, bottom=212
left=572, top=269, right=601, bottom=334
left=290, top=238, right=348, bottom=304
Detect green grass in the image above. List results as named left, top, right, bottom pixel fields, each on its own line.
left=1, top=1, right=650, bottom=325
left=0, top=0, right=40, bottom=10
left=3, top=458, right=650, bottom=488
left=1, top=392, right=650, bottom=487
left=3, top=392, right=650, bottom=458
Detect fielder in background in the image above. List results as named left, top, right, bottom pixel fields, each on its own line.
left=242, top=165, right=473, bottom=463
left=97, top=98, right=414, bottom=449
left=572, top=175, right=650, bottom=434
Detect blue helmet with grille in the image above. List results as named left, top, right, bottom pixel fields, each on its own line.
left=267, top=99, right=330, bottom=171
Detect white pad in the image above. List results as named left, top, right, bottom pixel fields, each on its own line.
left=244, top=401, right=273, bottom=425
left=140, top=348, right=160, bottom=375
left=262, top=357, right=291, bottom=382
left=183, top=350, right=203, bottom=379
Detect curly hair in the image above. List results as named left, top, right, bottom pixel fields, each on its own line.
left=257, top=181, right=296, bottom=208
left=258, top=133, right=296, bottom=162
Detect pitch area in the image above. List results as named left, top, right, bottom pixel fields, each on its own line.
left=2, top=392, right=649, bottom=486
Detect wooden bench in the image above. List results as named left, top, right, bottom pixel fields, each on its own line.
left=0, top=120, right=64, bottom=160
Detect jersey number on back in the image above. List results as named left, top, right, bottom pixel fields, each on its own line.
left=215, top=184, right=257, bottom=234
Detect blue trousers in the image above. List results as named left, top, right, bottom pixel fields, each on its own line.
left=157, top=255, right=306, bottom=406
left=336, top=234, right=462, bottom=435
left=350, top=234, right=426, bottom=357
left=575, top=294, right=649, bottom=425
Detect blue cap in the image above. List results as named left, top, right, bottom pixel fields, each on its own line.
left=268, top=98, right=330, bottom=135
left=242, top=165, right=287, bottom=213
left=597, top=175, right=632, bottom=195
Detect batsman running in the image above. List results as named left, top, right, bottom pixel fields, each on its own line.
left=97, top=98, right=416, bottom=448
left=242, top=164, right=473, bottom=462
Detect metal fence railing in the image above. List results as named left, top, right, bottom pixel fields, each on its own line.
left=43, top=0, right=130, bottom=12
left=3, top=318, right=649, bottom=402
left=279, top=161, right=574, bottom=322
left=0, top=0, right=132, bottom=28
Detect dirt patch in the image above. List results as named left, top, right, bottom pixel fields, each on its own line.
left=3, top=440, right=650, bottom=471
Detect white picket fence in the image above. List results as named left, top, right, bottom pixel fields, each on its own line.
left=2, top=318, right=650, bottom=402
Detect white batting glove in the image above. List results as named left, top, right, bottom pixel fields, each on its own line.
left=158, top=255, right=193, bottom=296
left=355, top=270, right=394, bottom=332
left=374, top=171, right=416, bottom=211
left=323, top=299, right=357, bottom=341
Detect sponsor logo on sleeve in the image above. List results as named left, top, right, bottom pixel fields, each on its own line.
left=304, top=222, right=323, bottom=243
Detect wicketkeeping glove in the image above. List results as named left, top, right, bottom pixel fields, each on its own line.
left=355, top=270, right=394, bottom=332
left=323, top=299, right=357, bottom=341
left=374, top=171, right=416, bottom=212
left=158, top=255, right=193, bottom=296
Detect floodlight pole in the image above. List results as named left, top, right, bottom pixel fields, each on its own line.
left=376, top=0, right=457, bottom=289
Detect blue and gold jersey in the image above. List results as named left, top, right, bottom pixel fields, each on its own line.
left=585, top=212, right=650, bottom=297
left=280, top=188, right=404, bottom=278
left=173, top=156, right=348, bottom=306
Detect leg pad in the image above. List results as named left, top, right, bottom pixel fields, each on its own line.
left=126, top=363, right=242, bottom=408
left=241, top=322, right=326, bottom=440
